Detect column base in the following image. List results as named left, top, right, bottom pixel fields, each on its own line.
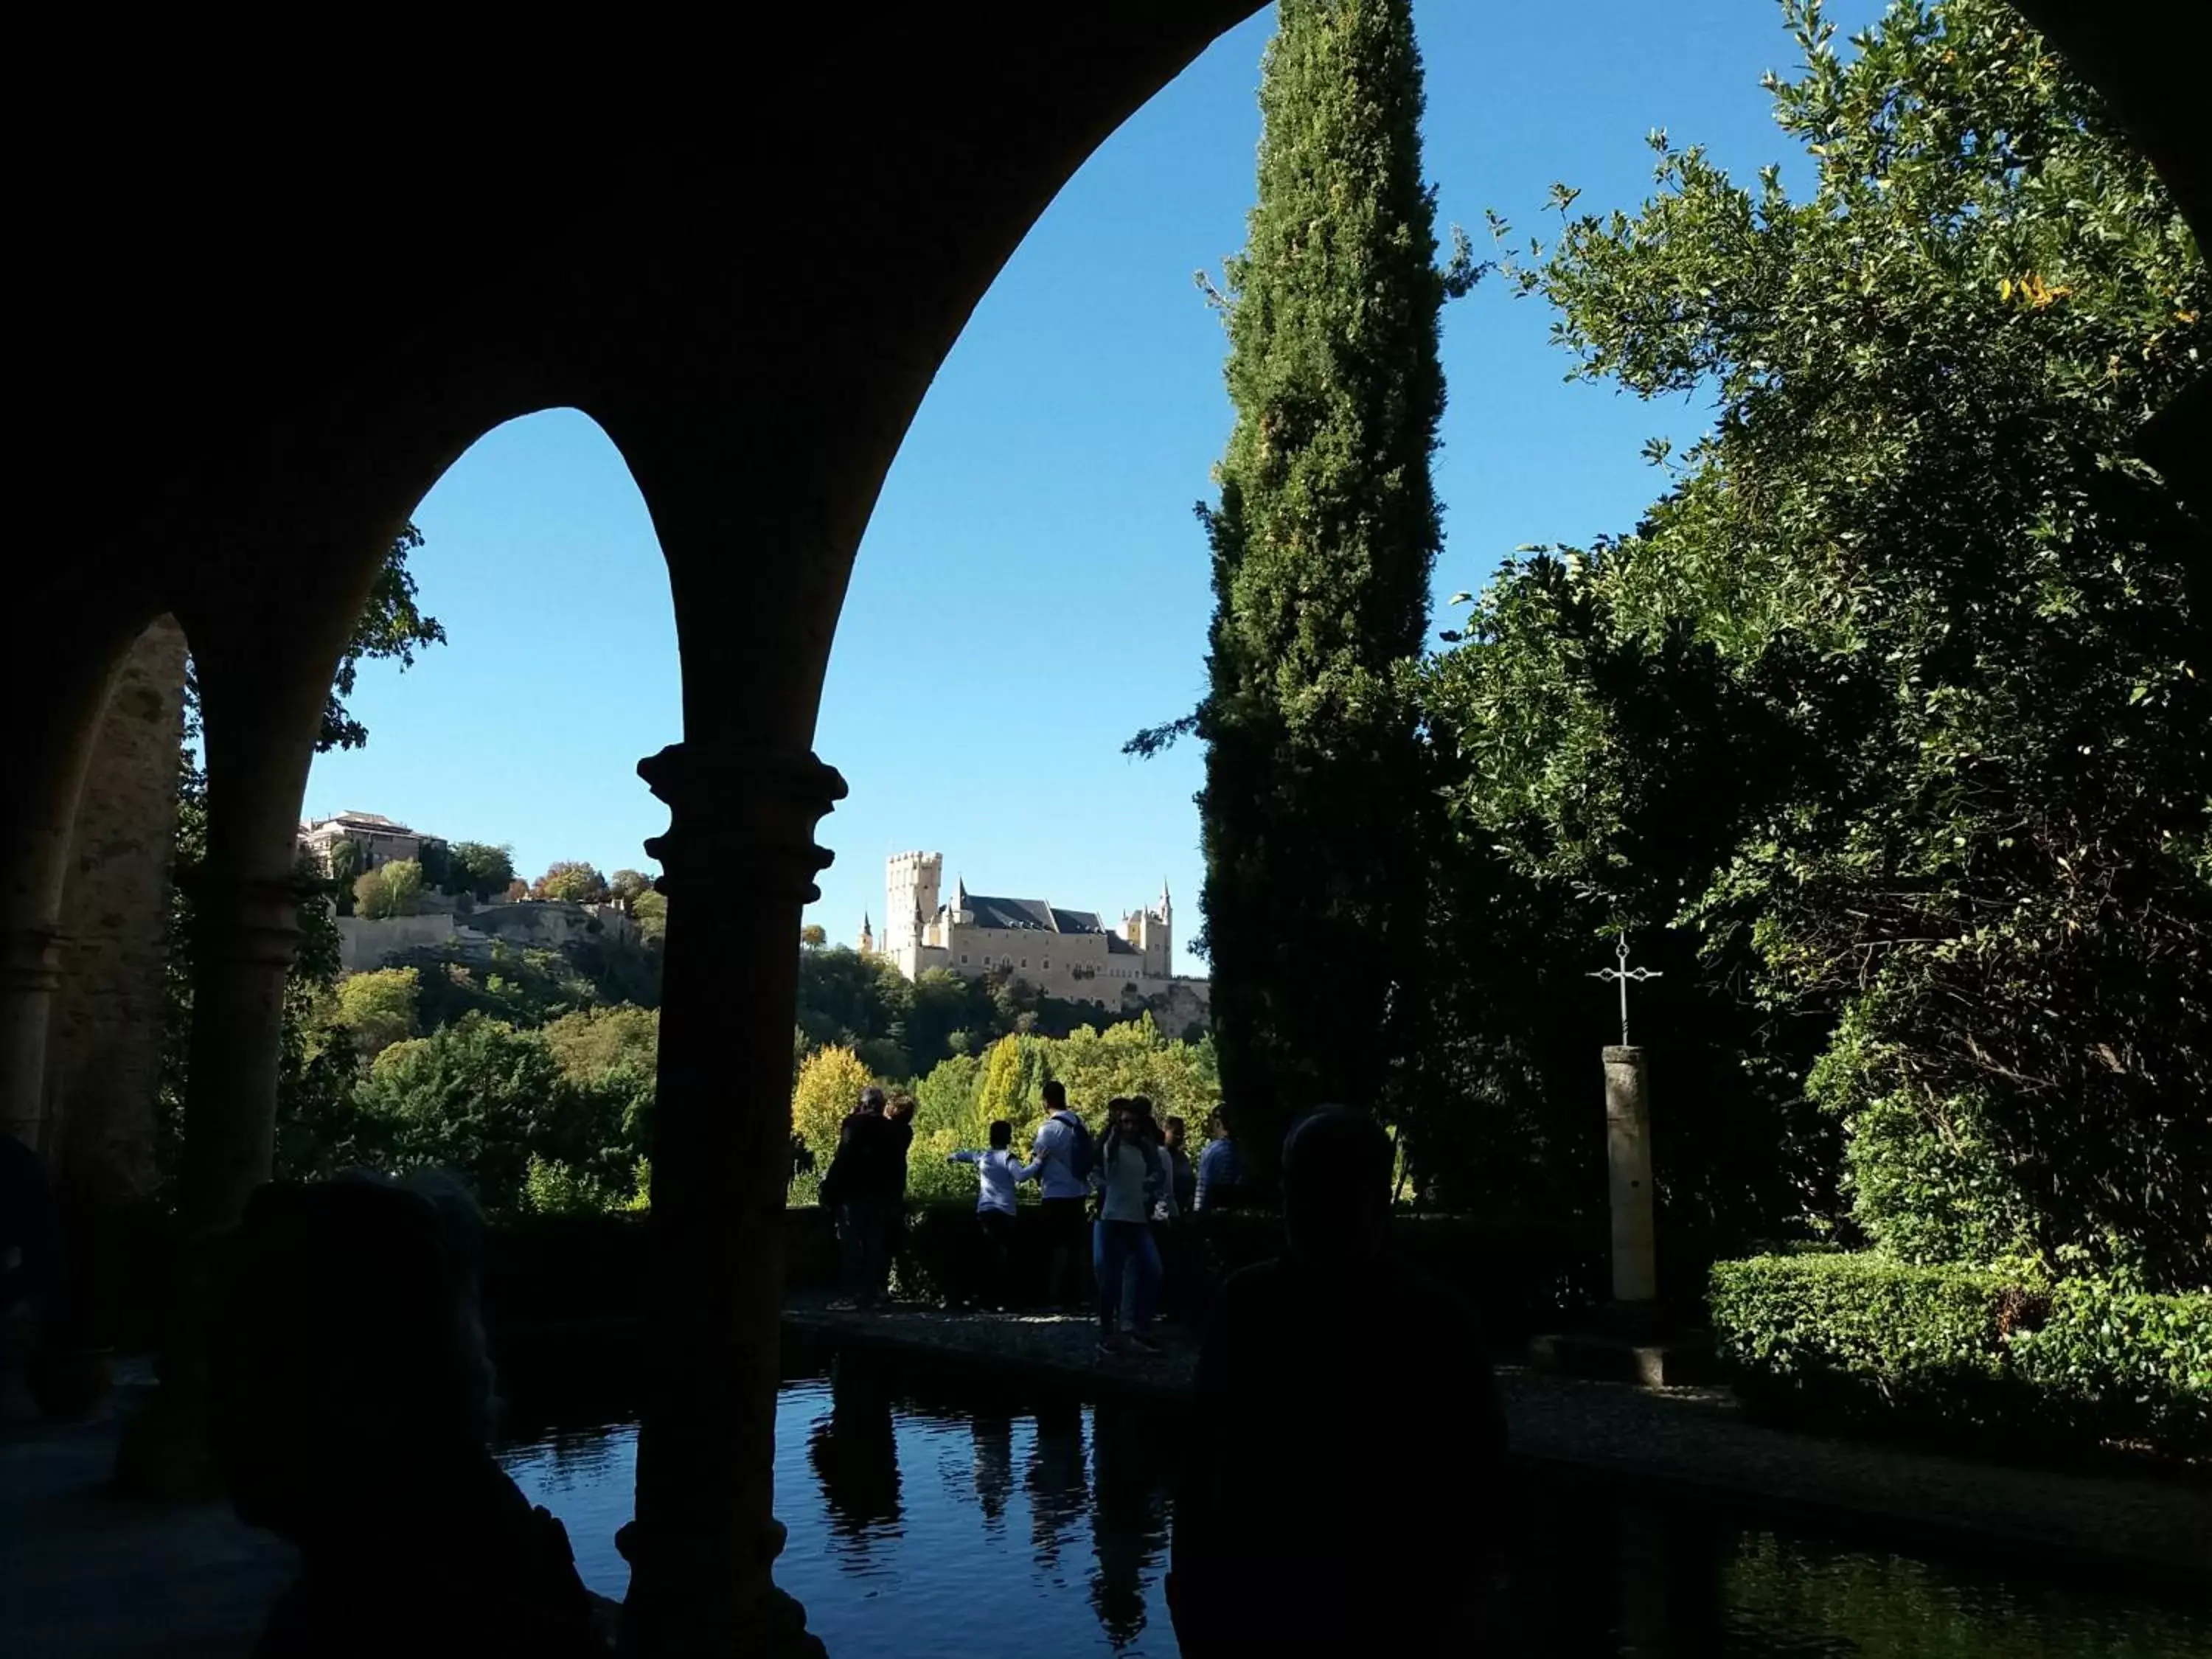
left=616, top=1520, right=824, bottom=1659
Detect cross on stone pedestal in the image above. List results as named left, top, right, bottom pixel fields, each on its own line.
left=1587, top=932, right=1661, bottom=1047
left=1592, top=933, right=1662, bottom=1307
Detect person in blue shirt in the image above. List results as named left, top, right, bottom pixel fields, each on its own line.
left=1193, top=1109, right=1246, bottom=1213
left=1030, top=1081, right=1095, bottom=1310
left=948, top=1121, right=1038, bottom=1310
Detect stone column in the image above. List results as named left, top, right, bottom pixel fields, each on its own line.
left=617, top=742, right=843, bottom=1659
left=1602, top=1045, right=1657, bottom=1305
left=2, top=628, right=138, bottom=1153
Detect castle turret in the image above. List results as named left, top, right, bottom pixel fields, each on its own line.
left=859, top=911, right=874, bottom=955
left=886, top=852, right=943, bottom=973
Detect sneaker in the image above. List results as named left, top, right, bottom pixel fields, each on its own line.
left=1126, top=1333, right=1164, bottom=1354
left=1094, top=1338, right=1122, bottom=1361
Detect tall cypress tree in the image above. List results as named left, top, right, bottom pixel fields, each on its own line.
left=1191, top=0, right=1465, bottom=1161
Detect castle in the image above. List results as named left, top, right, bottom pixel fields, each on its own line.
left=862, top=851, right=1203, bottom=1012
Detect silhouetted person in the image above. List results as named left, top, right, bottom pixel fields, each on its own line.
left=1168, top=1108, right=1506, bottom=1657
left=948, top=1119, right=1037, bottom=1310
left=821, top=1085, right=901, bottom=1309
left=1192, top=1107, right=1246, bottom=1212
left=883, top=1091, right=919, bottom=1295
left=1032, top=1080, right=1095, bottom=1310
left=209, top=1177, right=597, bottom=1659
left=1092, top=1097, right=1171, bottom=1357
left=1161, top=1116, right=1197, bottom=1217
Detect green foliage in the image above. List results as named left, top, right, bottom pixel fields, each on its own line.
left=1709, top=1252, right=2209, bottom=1456
left=352, top=858, right=425, bottom=921
left=1164, top=0, right=1470, bottom=1163
left=2008, top=1277, right=2212, bottom=1453
left=334, top=967, right=420, bottom=1061
left=1420, top=0, right=2211, bottom=1280
left=532, top=860, right=610, bottom=904
left=790, top=1045, right=881, bottom=1172
left=319, top=524, right=445, bottom=752
left=540, top=1004, right=658, bottom=1080
left=799, top=922, right=828, bottom=949
left=609, top=869, right=655, bottom=908
left=631, top=888, right=667, bottom=941
left=325, top=838, right=366, bottom=910
left=448, top=841, right=517, bottom=902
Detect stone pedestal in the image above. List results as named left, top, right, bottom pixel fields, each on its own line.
left=1603, top=1044, right=1656, bottom=1305
left=616, top=742, right=837, bottom=1659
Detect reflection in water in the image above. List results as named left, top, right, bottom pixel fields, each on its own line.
left=807, top=1356, right=902, bottom=1545
left=971, top=1410, right=1015, bottom=1530
left=498, top=1354, right=2212, bottom=1659
left=1026, top=1398, right=1090, bottom=1580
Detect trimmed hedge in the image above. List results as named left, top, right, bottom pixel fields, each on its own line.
left=1708, top=1252, right=2211, bottom=1459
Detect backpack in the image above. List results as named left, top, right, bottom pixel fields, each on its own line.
left=1056, top=1111, right=1096, bottom=1183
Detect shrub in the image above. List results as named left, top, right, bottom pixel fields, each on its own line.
left=1708, top=1252, right=2211, bottom=1458
left=2008, top=1278, right=2212, bottom=1455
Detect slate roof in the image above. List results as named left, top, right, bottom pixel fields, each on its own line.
left=1105, top=933, right=1140, bottom=956
left=1050, top=908, right=1104, bottom=935
left=966, top=894, right=1057, bottom=932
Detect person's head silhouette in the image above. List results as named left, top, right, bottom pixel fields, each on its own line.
left=1281, top=1107, right=1394, bottom=1265
left=858, top=1085, right=887, bottom=1115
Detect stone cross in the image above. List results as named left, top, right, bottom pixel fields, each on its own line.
left=1587, top=932, right=1661, bottom=1047
left=1591, top=933, right=1661, bottom=1307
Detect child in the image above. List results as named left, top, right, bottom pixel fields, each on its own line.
left=948, top=1121, right=1038, bottom=1310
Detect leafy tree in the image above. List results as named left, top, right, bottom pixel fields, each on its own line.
left=335, top=967, right=420, bottom=1060
left=1425, top=0, right=2210, bottom=1281
left=790, top=1045, right=881, bottom=1172
left=800, top=923, right=828, bottom=950
left=541, top=1004, right=659, bottom=1081
left=325, top=838, right=367, bottom=912
left=1139, top=0, right=1472, bottom=1163
left=318, top=524, right=446, bottom=752
left=353, top=858, right=425, bottom=921
left=449, top=841, right=517, bottom=902
left=632, top=889, right=667, bottom=941
left=609, top=868, right=655, bottom=909
left=504, top=880, right=529, bottom=903
left=533, top=860, right=611, bottom=905
left=414, top=838, right=456, bottom=897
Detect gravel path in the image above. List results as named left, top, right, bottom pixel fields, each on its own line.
left=785, top=1294, right=2211, bottom=1591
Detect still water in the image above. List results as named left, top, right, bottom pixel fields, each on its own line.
left=496, top=1354, right=2208, bottom=1658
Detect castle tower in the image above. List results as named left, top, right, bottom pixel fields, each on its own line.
left=885, top=851, right=942, bottom=973
left=1142, top=879, right=1172, bottom=980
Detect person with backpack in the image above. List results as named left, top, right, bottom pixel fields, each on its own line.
left=1031, top=1081, right=1095, bottom=1311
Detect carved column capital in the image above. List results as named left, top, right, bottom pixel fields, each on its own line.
left=636, top=743, right=848, bottom=902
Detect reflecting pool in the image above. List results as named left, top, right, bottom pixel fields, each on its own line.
left=496, top=1353, right=2208, bottom=1658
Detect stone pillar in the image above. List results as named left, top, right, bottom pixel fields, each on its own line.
left=45, top=615, right=189, bottom=1360
left=2, top=629, right=137, bottom=1153
left=0, top=928, right=66, bottom=1150
left=617, top=742, right=843, bottom=1659
left=1602, top=1045, right=1657, bottom=1305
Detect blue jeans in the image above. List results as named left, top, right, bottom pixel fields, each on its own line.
left=1093, top=1220, right=1161, bottom=1338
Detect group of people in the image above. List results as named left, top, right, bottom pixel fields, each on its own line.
left=821, top=1079, right=1253, bottom=1359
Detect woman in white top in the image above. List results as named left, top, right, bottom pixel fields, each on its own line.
left=948, top=1121, right=1037, bottom=1310
left=1091, top=1096, right=1173, bottom=1356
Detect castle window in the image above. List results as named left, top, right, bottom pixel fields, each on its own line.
left=1042, top=959, right=1050, bottom=970
left=1020, top=958, right=1028, bottom=969
left=959, top=954, right=967, bottom=964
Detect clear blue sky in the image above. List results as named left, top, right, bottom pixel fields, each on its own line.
left=305, top=1, right=1880, bottom=976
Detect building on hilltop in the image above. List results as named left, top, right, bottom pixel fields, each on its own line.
left=867, top=851, right=1206, bottom=1018
left=297, top=810, right=430, bottom=875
